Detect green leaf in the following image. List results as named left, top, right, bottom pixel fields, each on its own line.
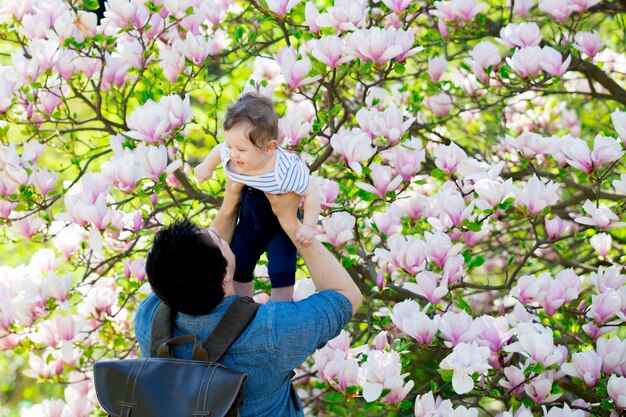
left=394, top=63, right=406, bottom=74
left=431, top=168, right=445, bottom=178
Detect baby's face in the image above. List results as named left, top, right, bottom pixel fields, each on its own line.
left=224, top=123, right=275, bottom=174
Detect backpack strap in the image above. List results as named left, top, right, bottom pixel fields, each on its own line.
left=148, top=302, right=175, bottom=357
left=202, top=296, right=259, bottom=362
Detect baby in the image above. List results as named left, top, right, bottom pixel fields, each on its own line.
left=195, top=93, right=320, bottom=301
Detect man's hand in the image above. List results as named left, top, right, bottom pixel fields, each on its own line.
left=213, top=178, right=243, bottom=244
left=295, top=224, right=316, bottom=246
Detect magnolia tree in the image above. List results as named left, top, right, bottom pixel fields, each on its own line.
left=0, top=0, right=625, bottom=416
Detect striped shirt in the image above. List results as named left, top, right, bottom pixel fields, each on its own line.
left=219, top=143, right=310, bottom=195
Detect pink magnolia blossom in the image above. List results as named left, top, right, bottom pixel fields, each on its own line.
left=505, top=131, right=556, bottom=159
left=159, top=44, right=185, bottom=84
left=538, top=0, right=573, bottom=22
left=499, top=365, right=526, bottom=394
left=588, top=288, right=621, bottom=323
left=161, top=94, right=192, bottom=130
left=312, top=176, right=339, bottom=210
left=304, top=1, right=320, bottom=33
left=330, top=129, right=376, bottom=175
left=511, top=273, right=548, bottom=304
left=426, top=93, right=454, bottom=116
left=525, top=371, right=562, bottom=404
left=498, top=23, right=542, bottom=48
left=428, top=57, right=448, bottom=82
left=540, top=46, right=571, bottom=77
left=355, top=107, right=379, bottom=138
left=403, top=270, right=448, bottom=304
left=344, top=28, right=422, bottom=65
left=514, top=175, right=560, bottom=216
left=450, top=0, right=486, bottom=21
left=43, top=272, right=72, bottom=303
left=597, top=336, right=626, bottom=376
left=395, top=193, right=432, bottom=220
left=266, top=0, right=302, bottom=16
left=9, top=215, right=45, bottom=239
left=33, top=169, right=57, bottom=195
left=358, top=350, right=414, bottom=404
left=375, top=234, right=428, bottom=274
left=279, top=112, right=311, bottom=147
left=382, top=0, right=413, bottom=13
left=433, top=141, right=468, bottom=174
left=569, top=0, right=601, bottom=12
left=124, top=259, right=146, bottom=282
left=439, top=310, right=484, bottom=347
left=370, top=207, right=403, bottom=236
left=315, top=0, right=367, bottom=32
left=372, top=105, right=416, bottom=143
left=381, top=138, right=425, bottom=181
left=573, top=31, right=604, bottom=59
left=440, top=341, right=491, bottom=394
left=322, top=351, right=359, bottom=391
left=104, top=0, right=150, bottom=29
left=513, top=0, right=536, bottom=16
left=126, top=100, right=171, bottom=143
left=561, top=350, right=602, bottom=386
left=293, top=277, right=315, bottom=301
left=504, top=323, right=564, bottom=366
left=424, top=231, right=463, bottom=268
left=390, top=300, right=440, bottom=345
left=590, top=134, right=625, bottom=166
left=181, top=34, right=212, bottom=66
left=468, top=41, right=501, bottom=83
left=589, top=266, right=626, bottom=292
left=477, top=315, right=511, bottom=352
left=507, top=46, right=543, bottom=78
left=276, top=46, right=320, bottom=89
left=575, top=200, right=626, bottom=230
left=590, top=232, right=612, bottom=256
left=436, top=187, right=473, bottom=226
left=414, top=392, right=449, bottom=417
left=356, top=162, right=402, bottom=198
left=608, top=375, right=626, bottom=409
left=101, top=53, right=130, bottom=92
left=320, top=212, right=355, bottom=247
left=543, top=403, right=588, bottom=417
left=474, top=178, right=513, bottom=209
left=21, top=12, right=51, bottom=40
left=611, top=109, right=626, bottom=144
left=117, top=37, right=144, bottom=69
left=311, top=36, right=353, bottom=68
left=554, top=269, right=581, bottom=303
left=74, top=55, right=100, bottom=79
left=540, top=278, right=569, bottom=316
left=582, top=321, right=614, bottom=339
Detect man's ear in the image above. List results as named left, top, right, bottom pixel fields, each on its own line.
left=264, top=140, right=277, bottom=153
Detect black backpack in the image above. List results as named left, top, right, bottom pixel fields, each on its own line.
left=94, top=296, right=259, bottom=417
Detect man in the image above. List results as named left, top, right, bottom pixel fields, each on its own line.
left=134, top=180, right=363, bottom=417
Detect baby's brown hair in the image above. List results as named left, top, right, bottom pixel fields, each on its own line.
left=223, top=93, right=278, bottom=148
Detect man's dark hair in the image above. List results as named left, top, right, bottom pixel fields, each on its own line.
left=145, top=219, right=227, bottom=315
left=223, top=93, right=278, bottom=148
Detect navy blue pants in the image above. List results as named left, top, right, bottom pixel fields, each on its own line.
left=230, top=186, right=297, bottom=288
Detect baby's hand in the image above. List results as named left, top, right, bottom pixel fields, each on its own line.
left=296, top=224, right=316, bottom=246
left=194, top=162, right=214, bottom=183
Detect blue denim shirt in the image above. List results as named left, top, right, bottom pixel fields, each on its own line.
left=134, top=290, right=352, bottom=417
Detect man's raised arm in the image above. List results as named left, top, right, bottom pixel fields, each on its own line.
left=265, top=192, right=363, bottom=314
left=212, top=179, right=243, bottom=244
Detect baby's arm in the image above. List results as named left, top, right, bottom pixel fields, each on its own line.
left=195, top=145, right=221, bottom=183
left=295, top=181, right=321, bottom=246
